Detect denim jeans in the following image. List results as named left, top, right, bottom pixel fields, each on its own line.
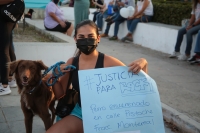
left=127, top=15, right=153, bottom=33
left=96, top=13, right=103, bottom=29
left=93, top=11, right=100, bottom=22
left=194, top=30, right=200, bottom=53
left=104, top=13, right=126, bottom=36
left=104, top=12, right=119, bottom=34
left=113, top=15, right=126, bottom=36
left=96, top=12, right=112, bottom=29
left=175, top=25, right=200, bottom=55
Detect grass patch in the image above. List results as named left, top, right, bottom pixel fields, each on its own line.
left=13, top=26, right=62, bottom=42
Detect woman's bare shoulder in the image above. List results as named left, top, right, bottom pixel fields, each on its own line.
left=104, top=54, right=125, bottom=67
left=66, top=57, right=75, bottom=65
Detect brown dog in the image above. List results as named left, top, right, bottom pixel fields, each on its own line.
left=9, top=60, right=55, bottom=133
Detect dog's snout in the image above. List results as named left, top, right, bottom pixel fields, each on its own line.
left=23, top=76, right=28, bottom=81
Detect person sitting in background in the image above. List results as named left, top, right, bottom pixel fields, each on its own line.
left=188, top=30, right=200, bottom=64
left=44, top=0, right=74, bottom=36
left=100, top=0, right=135, bottom=40
left=94, top=0, right=115, bottom=31
left=92, top=0, right=103, bottom=22
left=169, top=0, right=200, bottom=60
left=121, top=0, right=153, bottom=42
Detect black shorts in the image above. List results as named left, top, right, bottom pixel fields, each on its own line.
left=45, top=21, right=71, bottom=32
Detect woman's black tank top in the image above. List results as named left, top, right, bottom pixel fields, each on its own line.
left=71, top=52, right=104, bottom=106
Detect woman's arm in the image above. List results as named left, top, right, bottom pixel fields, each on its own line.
left=186, top=14, right=195, bottom=30
left=192, top=18, right=200, bottom=26
left=49, top=12, right=66, bottom=28
left=128, top=6, right=138, bottom=20
left=52, top=57, right=74, bottom=99
left=104, top=55, right=126, bottom=67
left=104, top=55, right=148, bottom=74
left=188, top=14, right=195, bottom=26
left=92, top=0, right=105, bottom=9
left=133, top=0, right=150, bottom=17
left=128, top=58, right=148, bottom=74
left=0, top=0, right=14, bottom=5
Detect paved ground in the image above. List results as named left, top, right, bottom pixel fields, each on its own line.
left=0, top=86, right=178, bottom=133
left=0, top=19, right=200, bottom=133
left=0, top=43, right=178, bottom=133
left=97, top=37, right=200, bottom=124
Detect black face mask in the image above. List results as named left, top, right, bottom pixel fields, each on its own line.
left=76, top=38, right=98, bottom=55
left=53, top=0, right=59, bottom=4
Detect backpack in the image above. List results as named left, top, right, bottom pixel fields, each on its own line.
left=1, top=0, right=25, bottom=23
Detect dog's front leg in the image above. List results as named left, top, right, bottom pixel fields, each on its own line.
left=21, top=102, right=34, bottom=133
left=39, top=108, right=53, bottom=131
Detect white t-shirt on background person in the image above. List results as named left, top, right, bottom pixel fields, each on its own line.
left=191, top=3, right=200, bottom=22
left=137, top=0, right=153, bottom=16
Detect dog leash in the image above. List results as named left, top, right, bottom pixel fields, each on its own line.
left=43, top=61, right=76, bottom=86
left=27, top=62, right=75, bottom=94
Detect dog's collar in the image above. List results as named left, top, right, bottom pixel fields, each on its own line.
left=27, top=80, right=42, bottom=95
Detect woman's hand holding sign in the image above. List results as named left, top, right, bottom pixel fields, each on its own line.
left=128, top=58, right=148, bottom=74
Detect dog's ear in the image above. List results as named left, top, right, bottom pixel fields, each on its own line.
left=9, top=60, right=22, bottom=74
left=35, top=60, right=48, bottom=70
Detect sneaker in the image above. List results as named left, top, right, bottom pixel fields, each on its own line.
left=169, top=51, right=180, bottom=58
left=100, top=33, right=108, bottom=37
left=121, top=36, right=126, bottom=42
left=197, top=57, right=200, bottom=61
left=8, top=79, right=17, bottom=88
left=121, top=36, right=133, bottom=42
left=0, top=85, right=11, bottom=96
left=190, top=55, right=200, bottom=64
left=190, top=60, right=200, bottom=65
left=178, top=54, right=190, bottom=61
left=105, top=16, right=112, bottom=22
left=187, top=55, right=196, bottom=62
left=107, top=21, right=114, bottom=25
left=109, top=36, right=118, bottom=40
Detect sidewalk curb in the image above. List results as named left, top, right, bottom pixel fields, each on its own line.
left=162, top=103, right=200, bottom=133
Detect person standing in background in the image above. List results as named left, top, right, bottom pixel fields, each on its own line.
left=74, top=0, right=90, bottom=27
left=0, top=0, right=24, bottom=95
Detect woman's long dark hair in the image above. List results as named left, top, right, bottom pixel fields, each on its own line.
left=193, top=0, right=199, bottom=11
left=73, top=20, right=99, bottom=57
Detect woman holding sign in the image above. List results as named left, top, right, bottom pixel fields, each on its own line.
left=121, top=0, right=153, bottom=42
left=46, top=20, right=148, bottom=133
